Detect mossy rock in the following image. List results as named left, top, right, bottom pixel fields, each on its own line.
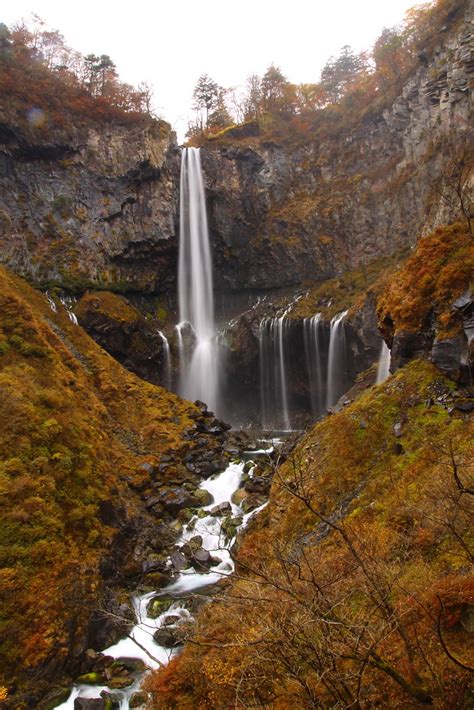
left=146, top=596, right=174, bottom=619
left=76, top=671, right=106, bottom=685
left=107, top=674, right=134, bottom=689
left=192, top=488, right=214, bottom=506
left=41, top=687, right=71, bottom=709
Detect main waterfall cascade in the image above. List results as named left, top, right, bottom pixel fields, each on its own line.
left=177, top=147, right=220, bottom=412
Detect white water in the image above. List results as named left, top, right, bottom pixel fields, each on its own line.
left=303, top=313, right=324, bottom=416
left=57, top=448, right=272, bottom=709
left=326, top=310, right=348, bottom=409
left=259, top=315, right=291, bottom=431
left=178, top=147, right=220, bottom=411
left=158, top=330, right=172, bottom=389
left=376, top=340, right=391, bottom=384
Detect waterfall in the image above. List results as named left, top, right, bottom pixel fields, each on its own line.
left=158, top=330, right=172, bottom=389
left=303, top=313, right=324, bottom=415
left=376, top=340, right=391, bottom=384
left=259, top=315, right=291, bottom=431
left=178, top=147, right=219, bottom=411
left=326, top=310, right=348, bottom=409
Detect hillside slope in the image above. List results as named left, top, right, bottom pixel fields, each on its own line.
left=0, top=267, right=226, bottom=706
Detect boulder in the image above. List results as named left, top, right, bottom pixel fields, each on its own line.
left=74, top=700, right=105, bottom=710
left=146, top=596, right=174, bottom=619
left=210, top=501, right=232, bottom=516
left=244, top=476, right=271, bottom=495
left=241, top=494, right=265, bottom=514
left=170, top=550, right=189, bottom=571
left=191, top=547, right=212, bottom=570
left=153, top=628, right=183, bottom=647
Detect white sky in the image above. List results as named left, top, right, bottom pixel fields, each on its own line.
left=2, top=0, right=420, bottom=141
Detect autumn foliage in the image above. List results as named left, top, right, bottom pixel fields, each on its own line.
left=0, top=267, right=197, bottom=696
left=0, top=17, right=153, bottom=133
left=377, top=223, right=474, bottom=337
left=146, top=359, right=473, bottom=708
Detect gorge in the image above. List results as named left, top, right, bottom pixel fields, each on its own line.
left=0, top=1, right=473, bottom=708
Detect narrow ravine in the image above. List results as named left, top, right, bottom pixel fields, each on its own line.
left=57, top=442, right=275, bottom=709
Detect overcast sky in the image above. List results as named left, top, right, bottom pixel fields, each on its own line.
left=3, top=0, right=421, bottom=140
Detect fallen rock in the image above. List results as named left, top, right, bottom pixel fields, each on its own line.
left=153, top=628, right=183, bottom=647
left=210, top=501, right=232, bottom=516
left=244, top=476, right=271, bottom=495
left=74, top=700, right=104, bottom=710
left=170, top=550, right=189, bottom=571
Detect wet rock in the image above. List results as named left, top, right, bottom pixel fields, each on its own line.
left=192, top=488, right=213, bottom=506
left=191, top=547, right=212, bottom=570
left=129, top=692, right=148, bottom=708
left=454, top=399, right=474, bottom=412
left=42, top=688, right=71, bottom=710
left=231, top=488, right=248, bottom=506
left=146, top=596, right=174, bottom=619
left=153, top=628, right=182, bottom=647
left=76, top=671, right=106, bottom=685
left=100, top=692, right=121, bottom=710
left=106, top=675, right=134, bottom=689
left=391, top=330, right=433, bottom=371
left=153, top=487, right=200, bottom=516
left=210, top=501, right=232, bottom=516
left=221, top=515, right=243, bottom=540
left=244, top=476, right=271, bottom=495
left=170, top=549, right=189, bottom=571
left=142, top=571, right=171, bottom=588
left=110, top=657, right=146, bottom=674
left=180, top=535, right=203, bottom=559
left=241, top=494, right=265, bottom=513
left=163, top=614, right=181, bottom=626
left=74, top=700, right=105, bottom=710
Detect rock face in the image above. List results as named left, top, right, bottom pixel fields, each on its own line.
left=0, top=117, right=180, bottom=292
left=0, top=9, right=472, bottom=303
left=200, top=8, right=473, bottom=292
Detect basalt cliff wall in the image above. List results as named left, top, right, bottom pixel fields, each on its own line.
left=201, top=5, right=473, bottom=291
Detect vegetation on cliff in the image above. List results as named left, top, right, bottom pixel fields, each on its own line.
left=0, top=266, right=198, bottom=698
left=188, top=0, right=467, bottom=143
left=0, top=16, right=154, bottom=132
left=377, top=222, right=474, bottom=338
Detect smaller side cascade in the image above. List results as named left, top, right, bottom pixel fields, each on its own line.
left=158, top=330, right=172, bottom=389
left=376, top=340, right=391, bottom=384
left=326, top=310, right=348, bottom=410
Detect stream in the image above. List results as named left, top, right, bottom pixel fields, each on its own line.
left=57, top=442, right=274, bottom=709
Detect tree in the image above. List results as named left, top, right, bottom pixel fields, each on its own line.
left=0, top=23, right=11, bottom=57
left=243, top=73, right=263, bottom=120
left=192, top=74, right=220, bottom=129
left=320, top=45, right=368, bottom=103
left=260, top=64, right=293, bottom=114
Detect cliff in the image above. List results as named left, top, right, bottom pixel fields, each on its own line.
left=0, top=115, right=179, bottom=293
left=201, top=3, right=473, bottom=291
left=0, top=4, right=472, bottom=303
